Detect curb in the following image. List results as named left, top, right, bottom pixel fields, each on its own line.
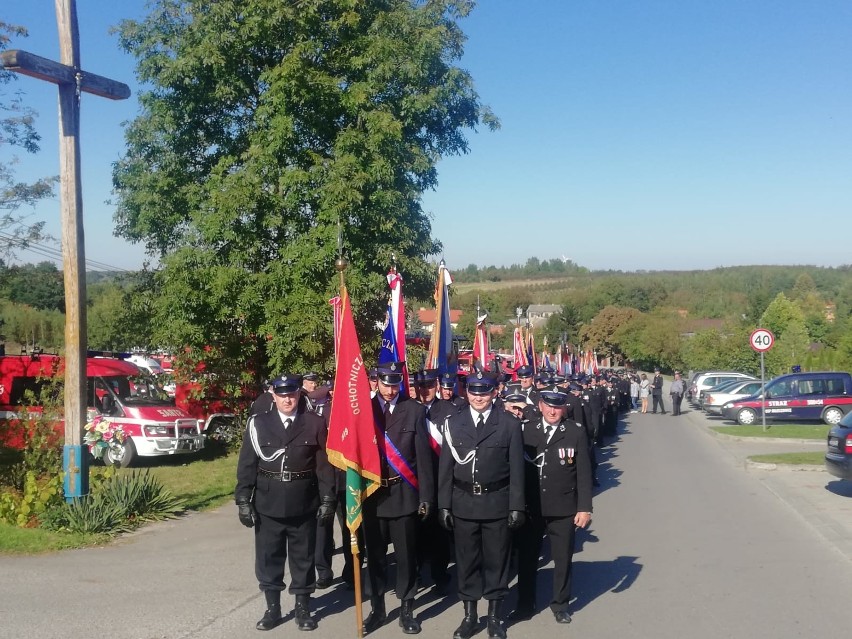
left=707, top=429, right=824, bottom=446
left=745, top=459, right=826, bottom=472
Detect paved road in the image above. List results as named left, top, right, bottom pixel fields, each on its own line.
left=2, top=408, right=852, bottom=639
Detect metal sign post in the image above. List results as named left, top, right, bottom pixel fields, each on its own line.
left=750, top=328, right=775, bottom=432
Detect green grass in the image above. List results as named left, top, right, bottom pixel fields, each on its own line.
left=115, top=450, right=239, bottom=511
left=0, top=522, right=110, bottom=554
left=711, top=424, right=830, bottom=440
left=748, top=451, right=825, bottom=465
left=0, top=450, right=238, bottom=554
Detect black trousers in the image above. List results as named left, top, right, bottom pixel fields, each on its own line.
left=315, top=495, right=346, bottom=581
left=418, top=515, right=451, bottom=586
left=671, top=393, right=684, bottom=415
left=652, top=394, right=666, bottom=413
left=453, top=516, right=511, bottom=602
left=515, top=515, right=578, bottom=613
left=362, top=506, right=419, bottom=601
left=255, top=511, right=316, bottom=594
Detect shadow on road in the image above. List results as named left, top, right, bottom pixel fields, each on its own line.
left=825, top=479, right=852, bottom=497
left=570, top=555, right=642, bottom=612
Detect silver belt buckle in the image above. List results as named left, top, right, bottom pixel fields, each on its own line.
left=472, top=482, right=482, bottom=495
left=380, top=478, right=388, bottom=487
left=281, top=471, right=292, bottom=481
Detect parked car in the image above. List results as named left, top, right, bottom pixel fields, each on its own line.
left=722, top=371, right=852, bottom=426
left=696, top=379, right=747, bottom=410
left=690, top=372, right=756, bottom=407
left=825, top=410, right=852, bottom=480
left=704, top=380, right=764, bottom=416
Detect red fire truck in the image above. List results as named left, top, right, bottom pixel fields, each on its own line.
left=0, top=352, right=204, bottom=467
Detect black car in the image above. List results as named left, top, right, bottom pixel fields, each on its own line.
left=825, top=410, right=852, bottom=480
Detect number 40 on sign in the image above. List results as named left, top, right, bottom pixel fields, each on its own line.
left=750, top=328, right=775, bottom=353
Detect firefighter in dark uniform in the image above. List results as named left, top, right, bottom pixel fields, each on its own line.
left=311, top=382, right=345, bottom=590
left=516, top=365, right=538, bottom=406
left=604, top=379, right=620, bottom=440
left=582, top=378, right=605, bottom=447
left=511, top=385, right=592, bottom=624
left=567, top=382, right=598, bottom=487
left=235, top=374, right=336, bottom=632
left=362, top=362, right=435, bottom=635
left=414, top=368, right=458, bottom=595
left=439, top=372, right=465, bottom=407
left=438, top=372, right=525, bottom=639
left=502, top=383, right=540, bottom=425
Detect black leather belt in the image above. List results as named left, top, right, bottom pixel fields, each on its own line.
left=380, top=475, right=402, bottom=487
left=454, top=477, right=510, bottom=495
left=259, top=468, right=315, bottom=482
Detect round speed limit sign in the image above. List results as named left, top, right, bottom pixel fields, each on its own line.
left=750, top=328, right=775, bottom=352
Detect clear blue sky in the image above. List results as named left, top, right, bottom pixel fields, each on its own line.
left=5, top=1, right=852, bottom=273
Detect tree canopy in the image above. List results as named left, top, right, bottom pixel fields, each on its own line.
left=0, top=22, right=56, bottom=262
left=112, top=0, right=497, bottom=376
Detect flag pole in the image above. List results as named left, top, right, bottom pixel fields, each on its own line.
left=335, top=222, right=364, bottom=639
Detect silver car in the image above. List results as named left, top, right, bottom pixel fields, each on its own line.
left=704, top=379, right=764, bottom=416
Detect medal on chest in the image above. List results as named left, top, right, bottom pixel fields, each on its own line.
left=558, top=447, right=575, bottom=465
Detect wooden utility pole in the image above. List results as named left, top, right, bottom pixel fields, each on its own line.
left=0, top=0, right=130, bottom=500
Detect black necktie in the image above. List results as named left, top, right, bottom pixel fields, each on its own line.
left=283, top=418, right=292, bottom=430
left=425, top=406, right=432, bottom=422
left=384, top=402, right=391, bottom=423
left=477, top=413, right=485, bottom=429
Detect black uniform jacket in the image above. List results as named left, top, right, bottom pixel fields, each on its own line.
left=522, top=417, right=592, bottom=518
left=565, top=394, right=587, bottom=431
left=235, top=408, right=334, bottom=518
left=370, top=395, right=435, bottom=518
left=438, top=405, right=525, bottom=520
left=421, top=398, right=463, bottom=501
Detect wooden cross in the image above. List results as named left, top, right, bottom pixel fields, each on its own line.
left=0, top=1, right=130, bottom=498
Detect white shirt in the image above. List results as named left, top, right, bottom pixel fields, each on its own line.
left=378, top=397, right=399, bottom=415
left=469, top=406, right=492, bottom=425
left=277, top=410, right=296, bottom=428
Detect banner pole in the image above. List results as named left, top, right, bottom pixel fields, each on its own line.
left=351, top=534, right=364, bottom=638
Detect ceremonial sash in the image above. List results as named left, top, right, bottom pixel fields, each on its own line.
left=426, top=418, right=443, bottom=457
left=382, top=432, right=420, bottom=491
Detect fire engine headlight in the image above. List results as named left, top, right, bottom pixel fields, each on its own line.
left=144, top=425, right=170, bottom=436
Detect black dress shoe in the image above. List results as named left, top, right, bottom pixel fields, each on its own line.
left=453, top=601, right=478, bottom=639
left=553, top=610, right=572, bottom=624
left=295, top=595, right=317, bottom=631
left=362, top=599, right=386, bottom=635
left=486, top=600, right=506, bottom=639
left=399, top=599, right=421, bottom=634
left=256, top=605, right=282, bottom=631
left=315, top=576, right=333, bottom=590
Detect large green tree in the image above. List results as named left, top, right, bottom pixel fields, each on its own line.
left=0, top=22, right=55, bottom=261
left=113, top=0, right=496, bottom=376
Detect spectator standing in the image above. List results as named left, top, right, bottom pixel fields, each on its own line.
left=669, top=371, right=686, bottom=416
left=630, top=376, right=640, bottom=412
left=639, top=374, right=650, bottom=414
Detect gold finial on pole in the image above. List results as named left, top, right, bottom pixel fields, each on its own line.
left=335, top=217, right=349, bottom=287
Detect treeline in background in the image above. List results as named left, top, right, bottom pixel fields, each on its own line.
left=3, top=260, right=852, bottom=380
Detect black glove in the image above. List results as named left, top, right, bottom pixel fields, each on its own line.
left=507, top=510, right=525, bottom=530
left=236, top=497, right=255, bottom=528
left=316, top=496, right=336, bottom=526
left=439, top=508, right=454, bottom=531
left=418, top=501, right=433, bottom=522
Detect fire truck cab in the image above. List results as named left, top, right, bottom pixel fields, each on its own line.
left=0, top=352, right=204, bottom=467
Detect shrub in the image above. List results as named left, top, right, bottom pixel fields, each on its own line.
left=45, top=469, right=185, bottom=534
left=0, top=471, right=64, bottom=527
